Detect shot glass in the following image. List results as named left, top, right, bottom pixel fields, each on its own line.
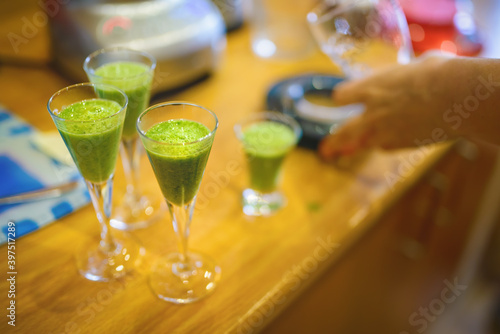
left=234, top=111, right=302, bottom=216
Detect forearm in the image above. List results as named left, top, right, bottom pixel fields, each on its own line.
left=438, top=57, right=500, bottom=145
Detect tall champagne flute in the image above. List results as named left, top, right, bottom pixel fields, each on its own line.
left=47, top=83, right=144, bottom=281
left=84, top=47, right=162, bottom=230
left=137, top=102, right=220, bottom=304
left=307, top=0, right=413, bottom=78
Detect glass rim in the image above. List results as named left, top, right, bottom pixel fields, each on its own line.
left=233, top=111, right=303, bottom=142
left=307, top=1, right=359, bottom=26
left=137, top=101, right=219, bottom=146
left=47, top=82, right=128, bottom=124
left=83, top=46, right=157, bottom=80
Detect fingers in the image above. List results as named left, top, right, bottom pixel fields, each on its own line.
left=332, top=79, right=369, bottom=106
left=318, top=116, right=372, bottom=161
left=333, top=77, right=390, bottom=107
left=323, top=60, right=450, bottom=160
left=318, top=108, right=408, bottom=161
left=333, top=63, right=408, bottom=106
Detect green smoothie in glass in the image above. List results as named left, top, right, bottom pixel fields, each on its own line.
left=48, top=83, right=142, bottom=283
left=138, top=102, right=220, bottom=304
left=55, top=99, right=123, bottom=183
left=145, top=119, right=213, bottom=206
left=84, top=48, right=159, bottom=230
left=241, top=121, right=296, bottom=192
left=235, top=112, right=301, bottom=217
left=94, top=61, right=152, bottom=139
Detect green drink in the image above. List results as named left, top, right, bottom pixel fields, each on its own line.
left=242, top=121, right=297, bottom=192
left=94, top=61, right=152, bottom=139
left=138, top=102, right=220, bottom=304
left=48, top=83, right=144, bottom=282
left=84, top=47, right=160, bottom=230
left=235, top=112, right=301, bottom=216
left=56, top=99, right=123, bottom=183
left=145, top=120, right=212, bottom=206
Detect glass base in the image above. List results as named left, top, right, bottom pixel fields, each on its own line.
left=242, top=188, right=286, bottom=216
left=110, top=192, right=164, bottom=230
left=149, top=252, right=221, bottom=304
left=76, top=233, right=146, bottom=282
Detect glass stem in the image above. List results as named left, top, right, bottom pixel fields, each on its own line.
left=121, top=137, right=142, bottom=199
left=167, top=199, right=196, bottom=266
left=85, top=177, right=116, bottom=253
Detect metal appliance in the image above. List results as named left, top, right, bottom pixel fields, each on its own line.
left=48, top=0, right=226, bottom=93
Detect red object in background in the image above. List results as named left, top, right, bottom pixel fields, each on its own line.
left=400, top=0, right=483, bottom=56
left=102, top=16, right=133, bottom=35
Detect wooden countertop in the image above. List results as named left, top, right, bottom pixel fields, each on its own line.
left=0, top=4, right=454, bottom=334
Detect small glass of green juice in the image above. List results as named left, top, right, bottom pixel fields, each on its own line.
left=137, top=101, right=220, bottom=304
left=234, top=111, right=302, bottom=216
left=47, top=83, right=145, bottom=281
left=84, top=47, right=162, bottom=231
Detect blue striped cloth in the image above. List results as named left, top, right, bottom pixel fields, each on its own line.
left=0, top=107, right=90, bottom=245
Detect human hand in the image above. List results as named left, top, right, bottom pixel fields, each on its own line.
left=319, top=55, right=458, bottom=161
